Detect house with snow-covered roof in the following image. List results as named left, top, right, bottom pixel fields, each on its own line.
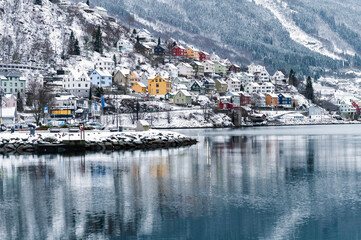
left=245, top=82, right=260, bottom=94
left=225, top=77, right=240, bottom=92
left=63, top=69, right=90, bottom=97
left=173, top=90, right=192, bottom=106
left=117, top=39, right=133, bottom=53
left=114, top=69, right=130, bottom=86
left=260, top=82, right=275, bottom=94
left=272, top=70, right=286, bottom=84
left=165, top=63, right=178, bottom=78
left=178, top=63, right=195, bottom=78
left=203, top=60, right=215, bottom=76
left=95, top=56, right=114, bottom=73
left=89, top=69, right=112, bottom=87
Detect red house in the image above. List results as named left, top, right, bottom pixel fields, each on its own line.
left=229, top=64, right=241, bottom=72
left=171, top=45, right=186, bottom=57
left=198, top=51, right=210, bottom=61
left=240, top=92, right=251, bottom=106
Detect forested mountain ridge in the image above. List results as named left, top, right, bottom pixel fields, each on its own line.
left=76, top=0, right=361, bottom=75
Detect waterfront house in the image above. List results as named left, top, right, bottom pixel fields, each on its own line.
left=265, top=93, right=278, bottom=106
left=278, top=93, right=292, bottom=107
left=148, top=75, right=171, bottom=95
left=173, top=90, right=192, bottom=106
left=131, top=82, right=147, bottom=93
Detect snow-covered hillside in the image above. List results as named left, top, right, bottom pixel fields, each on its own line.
left=252, top=0, right=350, bottom=60
left=0, top=0, right=124, bottom=67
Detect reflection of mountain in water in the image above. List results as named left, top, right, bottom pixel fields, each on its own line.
left=1, top=128, right=361, bottom=239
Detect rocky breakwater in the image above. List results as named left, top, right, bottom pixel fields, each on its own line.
left=0, top=130, right=198, bottom=154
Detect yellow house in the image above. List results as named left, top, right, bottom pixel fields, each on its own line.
left=148, top=75, right=172, bottom=95
left=186, top=47, right=199, bottom=59
left=129, top=71, right=140, bottom=86
left=132, top=82, right=147, bottom=93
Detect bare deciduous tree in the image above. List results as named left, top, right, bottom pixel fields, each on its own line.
left=27, top=81, right=55, bottom=125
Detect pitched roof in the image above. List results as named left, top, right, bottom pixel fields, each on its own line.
left=179, top=90, right=191, bottom=97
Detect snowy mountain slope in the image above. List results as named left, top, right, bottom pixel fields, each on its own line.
left=252, top=0, right=347, bottom=60
left=0, top=0, right=124, bottom=68
left=79, top=0, right=361, bottom=74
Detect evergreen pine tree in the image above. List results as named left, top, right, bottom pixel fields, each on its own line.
left=92, top=26, right=103, bottom=54
left=34, top=0, right=42, bottom=5
left=89, top=88, right=92, bottom=100
left=113, top=54, right=117, bottom=67
left=132, top=29, right=137, bottom=35
left=74, top=39, right=81, bottom=55
left=136, top=35, right=140, bottom=44
left=17, top=92, right=24, bottom=112
left=67, top=31, right=75, bottom=55
left=240, top=84, right=244, bottom=92
left=305, top=76, right=315, bottom=102
left=86, top=0, right=90, bottom=6
left=158, top=37, right=161, bottom=46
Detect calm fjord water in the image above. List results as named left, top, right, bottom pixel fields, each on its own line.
left=1, top=125, right=361, bottom=239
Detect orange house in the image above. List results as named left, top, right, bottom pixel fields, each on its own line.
left=265, top=94, right=278, bottom=106
left=148, top=75, right=172, bottom=95
left=129, top=71, right=140, bottom=86
left=132, top=82, right=147, bottom=93
left=186, top=47, right=199, bottom=60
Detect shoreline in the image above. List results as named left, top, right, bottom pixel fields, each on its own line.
left=152, top=121, right=360, bottom=130
left=0, top=130, right=198, bottom=155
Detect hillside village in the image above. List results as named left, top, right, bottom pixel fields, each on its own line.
left=0, top=0, right=359, bottom=129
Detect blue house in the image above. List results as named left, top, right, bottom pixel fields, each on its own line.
left=278, top=93, right=292, bottom=106
left=154, top=45, right=166, bottom=55
left=89, top=69, right=112, bottom=87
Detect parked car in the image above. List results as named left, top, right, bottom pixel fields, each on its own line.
left=85, top=122, right=105, bottom=130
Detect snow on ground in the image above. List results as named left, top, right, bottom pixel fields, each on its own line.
left=101, top=110, right=233, bottom=129
left=252, top=0, right=344, bottom=60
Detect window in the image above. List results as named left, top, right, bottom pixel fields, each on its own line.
left=10, top=83, right=12, bottom=87
left=156, top=84, right=159, bottom=88
left=15, top=83, right=17, bottom=87
left=78, top=84, right=81, bottom=87
left=156, top=89, right=159, bottom=94
left=4, top=82, right=6, bottom=87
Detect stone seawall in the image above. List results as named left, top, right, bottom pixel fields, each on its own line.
left=0, top=131, right=198, bottom=154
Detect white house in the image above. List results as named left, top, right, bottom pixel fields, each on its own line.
left=259, top=82, right=275, bottom=94
left=239, top=72, right=254, bottom=84
left=248, top=64, right=266, bottom=74
left=225, top=78, right=241, bottom=92
left=2, top=107, right=17, bottom=125
left=245, top=82, right=260, bottom=94
left=272, top=71, right=286, bottom=84
left=165, top=63, right=178, bottom=78
left=63, top=69, right=91, bottom=97
left=95, top=57, right=114, bottom=73
left=211, top=52, right=221, bottom=62
left=308, top=106, right=324, bottom=119
left=339, top=101, right=356, bottom=115
left=117, top=39, right=133, bottom=53
left=177, top=63, right=194, bottom=78
left=203, top=60, right=215, bottom=75
left=89, top=69, right=112, bottom=87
